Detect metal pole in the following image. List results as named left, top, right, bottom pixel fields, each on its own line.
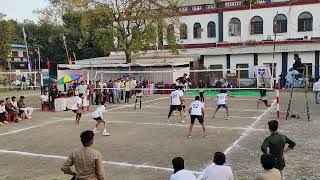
left=63, top=35, right=69, bottom=61
left=38, top=46, right=41, bottom=71
left=22, top=27, right=31, bottom=72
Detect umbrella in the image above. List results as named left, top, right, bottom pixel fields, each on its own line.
left=58, top=74, right=81, bottom=84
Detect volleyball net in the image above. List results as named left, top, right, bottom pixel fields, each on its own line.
left=92, top=66, right=273, bottom=96
left=0, top=71, right=40, bottom=89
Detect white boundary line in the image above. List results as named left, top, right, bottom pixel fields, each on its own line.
left=142, top=106, right=267, bottom=112
left=0, top=149, right=202, bottom=175
left=0, top=120, right=65, bottom=136
left=196, top=101, right=276, bottom=180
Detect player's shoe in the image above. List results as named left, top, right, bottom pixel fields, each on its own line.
left=0, top=122, right=3, bottom=126
left=4, top=121, right=8, bottom=124
left=226, top=117, right=230, bottom=120
left=212, top=115, right=215, bottom=119
left=102, top=129, right=111, bottom=136
left=181, top=120, right=186, bottom=123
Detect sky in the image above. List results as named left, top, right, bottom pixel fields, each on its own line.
left=0, top=0, right=49, bottom=22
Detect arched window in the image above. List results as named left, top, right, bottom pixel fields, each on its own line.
left=273, top=14, right=287, bottom=33
left=207, top=21, right=216, bottom=38
left=298, top=12, right=313, bottom=32
left=193, top=23, right=201, bottom=39
left=229, top=18, right=241, bottom=36
left=250, top=16, right=263, bottom=34
left=180, top=24, right=188, bottom=39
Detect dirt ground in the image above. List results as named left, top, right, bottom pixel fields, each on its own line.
left=0, top=90, right=319, bottom=180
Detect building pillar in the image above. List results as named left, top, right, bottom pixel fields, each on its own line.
left=282, top=52, right=288, bottom=75
left=218, top=13, right=224, bottom=42
left=316, top=51, right=319, bottom=78
left=226, top=54, right=230, bottom=74
left=254, top=53, right=258, bottom=66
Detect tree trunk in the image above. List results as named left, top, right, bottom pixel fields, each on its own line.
left=125, top=51, right=132, bottom=63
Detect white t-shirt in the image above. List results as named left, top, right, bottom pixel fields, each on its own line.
left=92, top=105, right=106, bottom=119
left=203, top=163, right=234, bottom=180
left=71, top=97, right=83, bottom=110
left=40, top=94, right=49, bottom=102
left=0, top=105, right=6, bottom=113
left=170, top=170, right=197, bottom=180
left=78, top=85, right=87, bottom=95
left=171, top=90, right=183, bottom=105
left=189, top=100, right=204, bottom=116
left=217, top=93, right=228, bottom=105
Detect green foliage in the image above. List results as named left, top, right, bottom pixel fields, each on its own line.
left=0, top=20, right=13, bottom=69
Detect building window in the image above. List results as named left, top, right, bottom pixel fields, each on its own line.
left=209, top=64, right=223, bottom=78
left=23, top=52, right=27, bottom=58
left=193, top=23, right=202, bottom=39
left=192, top=6, right=202, bottom=11
left=274, top=14, right=287, bottom=33
left=207, top=21, right=216, bottom=38
left=180, top=24, right=188, bottom=40
left=236, top=64, right=249, bottom=78
left=12, top=51, right=19, bottom=57
left=206, top=4, right=215, bottom=10
left=229, top=18, right=241, bottom=36
left=179, top=7, right=188, bottom=12
left=166, top=24, right=175, bottom=44
left=263, top=63, right=277, bottom=78
left=298, top=12, right=313, bottom=32
left=250, top=16, right=263, bottom=34
left=302, top=63, right=313, bottom=77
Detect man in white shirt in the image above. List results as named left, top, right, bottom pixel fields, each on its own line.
left=213, top=89, right=232, bottom=120
left=170, top=157, right=196, bottom=180
left=203, top=152, right=234, bottom=180
left=72, top=93, right=84, bottom=125
left=92, top=101, right=110, bottom=136
left=0, top=100, right=6, bottom=125
left=313, top=78, right=320, bottom=104
left=188, top=96, right=206, bottom=138
left=168, top=86, right=184, bottom=122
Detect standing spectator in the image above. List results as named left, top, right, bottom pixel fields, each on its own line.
left=0, top=100, right=7, bottom=125
left=17, top=96, right=33, bottom=119
left=203, top=152, right=234, bottom=180
left=261, top=120, right=296, bottom=180
left=40, top=91, right=55, bottom=111
left=114, top=79, right=121, bottom=103
left=279, top=73, right=286, bottom=89
left=107, top=80, right=114, bottom=104
left=169, top=157, right=196, bottom=180
left=21, top=75, right=27, bottom=91
left=254, top=154, right=281, bottom=180
left=120, top=79, right=125, bottom=100
left=131, top=77, right=137, bottom=97
left=61, top=130, right=105, bottom=180
left=124, top=79, right=131, bottom=103
left=95, top=81, right=102, bottom=105
left=87, top=81, right=94, bottom=105
left=198, top=79, right=206, bottom=102
left=312, top=78, right=320, bottom=104
left=308, top=77, right=314, bottom=88
left=49, top=82, right=58, bottom=103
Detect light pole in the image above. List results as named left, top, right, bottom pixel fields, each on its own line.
left=62, top=35, right=70, bottom=62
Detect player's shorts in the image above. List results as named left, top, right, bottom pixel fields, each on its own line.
left=72, top=109, right=82, bottom=117
left=259, top=96, right=268, bottom=101
left=170, top=105, right=182, bottom=111
left=190, top=115, right=204, bottom=124
left=217, top=104, right=228, bottom=109
left=182, top=104, right=186, bottom=109
left=93, top=117, right=102, bottom=121
left=136, top=92, right=143, bottom=97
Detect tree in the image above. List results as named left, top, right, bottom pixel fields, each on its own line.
left=0, top=20, right=13, bottom=70
left=100, top=0, right=180, bottom=63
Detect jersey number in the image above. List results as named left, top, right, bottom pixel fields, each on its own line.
left=192, top=104, right=199, bottom=108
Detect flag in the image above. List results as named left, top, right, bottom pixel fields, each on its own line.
left=68, top=56, right=72, bottom=65
left=28, top=58, right=32, bottom=72
left=47, top=58, right=51, bottom=70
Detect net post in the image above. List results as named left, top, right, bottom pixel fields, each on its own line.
left=305, top=64, right=308, bottom=91
left=237, top=66, right=241, bottom=88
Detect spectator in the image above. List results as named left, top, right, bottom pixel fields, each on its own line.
left=87, top=80, right=94, bottom=105
left=313, top=78, right=320, bottom=104
left=41, top=91, right=55, bottom=111
left=21, top=75, right=27, bottom=91
left=308, top=77, right=314, bottom=88
left=61, top=130, right=105, bottom=180
left=95, top=81, right=102, bottom=105
left=107, top=80, right=114, bottom=104
left=293, top=54, right=303, bottom=74
left=203, top=152, right=234, bottom=180
left=261, top=120, right=296, bottom=180
left=169, top=157, right=196, bottom=180
left=11, top=96, right=18, bottom=108
left=49, top=82, right=58, bottom=102
left=17, top=96, right=33, bottom=119
left=5, top=97, right=20, bottom=122
left=114, top=79, right=121, bottom=103
left=124, top=79, right=131, bottom=103
left=0, top=100, right=7, bottom=125
left=254, top=154, right=281, bottom=180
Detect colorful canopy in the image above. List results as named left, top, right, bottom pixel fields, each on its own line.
left=58, top=74, right=81, bottom=84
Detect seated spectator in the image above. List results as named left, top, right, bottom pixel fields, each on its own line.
left=0, top=100, right=7, bottom=125
left=17, top=96, right=33, bottom=119
left=203, top=152, right=234, bottom=180
left=11, top=96, right=18, bottom=109
left=5, top=97, right=20, bottom=122
left=41, top=91, right=55, bottom=111
left=169, top=157, right=196, bottom=180
left=67, top=88, right=74, bottom=97
left=254, top=154, right=281, bottom=180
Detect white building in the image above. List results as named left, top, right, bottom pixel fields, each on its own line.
left=7, top=44, right=29, bottom=70
left=157, top=0, right=320, bottom=79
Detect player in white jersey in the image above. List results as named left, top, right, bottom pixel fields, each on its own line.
left=91, top=101, right=110, bottom=136
left=188, top=96, right=206, bottom=138
left=179, top=88, right=187, bottom=120
left=71, top=93, right=85, bottom=125
left=168, top=86, right=185, bottom=122
left=213, top=89, right=232, bottom=120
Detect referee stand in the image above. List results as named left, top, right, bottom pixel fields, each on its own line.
left=285, top=65, right=311, bottom=121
